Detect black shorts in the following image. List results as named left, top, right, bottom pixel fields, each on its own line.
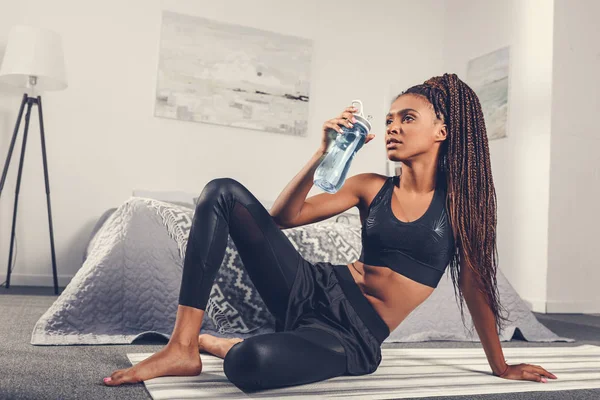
left=277, top=259, right=390, bottom=375
left=178, top=177, right=391, bottom=384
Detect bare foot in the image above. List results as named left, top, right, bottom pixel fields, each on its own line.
left=104, top=342, right=202, bottom=386
left=198, top=334, right=244, bottom=359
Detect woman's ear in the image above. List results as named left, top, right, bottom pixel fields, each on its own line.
left=435, top=124, right=447, bottom=144
left=438, top=123, right=447, bottom=140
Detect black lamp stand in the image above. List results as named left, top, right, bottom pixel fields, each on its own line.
left=0, top=93, right=59, bottom=294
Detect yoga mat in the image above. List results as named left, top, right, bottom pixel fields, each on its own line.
left=127, top=344, right=600, bottom=399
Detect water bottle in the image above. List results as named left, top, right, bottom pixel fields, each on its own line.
left=314, top=100, right=372, bottom=193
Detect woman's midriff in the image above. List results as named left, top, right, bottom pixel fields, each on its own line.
left=345, top=260, right=435, bottom=333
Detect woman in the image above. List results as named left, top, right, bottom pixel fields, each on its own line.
left=104, top=73, right=557, bottom=390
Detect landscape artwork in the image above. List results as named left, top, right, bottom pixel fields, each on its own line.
left=466, top=46, right=510, bottom=140
left=155, top=11, right=313, bottom=136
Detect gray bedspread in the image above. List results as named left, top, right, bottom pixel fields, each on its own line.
left=31, top=197, right=574, bottom=345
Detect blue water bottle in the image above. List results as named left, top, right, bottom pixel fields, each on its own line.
left=314, top=100, right=372, bottom=194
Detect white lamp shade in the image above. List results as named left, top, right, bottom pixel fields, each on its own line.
left=0, top=25, right=67, bottom=91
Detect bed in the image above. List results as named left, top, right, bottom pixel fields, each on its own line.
left=30, top=189, right=574, bottom=346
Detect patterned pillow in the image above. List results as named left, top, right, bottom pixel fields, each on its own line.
left=150, top=200, right=363, bottom=335
left=327, top=210, right=361, bottom=227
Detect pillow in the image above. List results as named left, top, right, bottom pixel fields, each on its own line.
left=156, top=203, right=363, bottom=335
left=132, top=189, right=197, bottom=209
left=326, top=208, right=361, bottom=226
left=132, top=189, right=273, bottom=211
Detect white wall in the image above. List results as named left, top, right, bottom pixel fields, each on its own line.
left=0, top=0, right=445, bottom=286
left=547, top=0, right=600, bottom=313
left=444, top=0, right=600, bottom=313
left=443, top=0, right=555, bottom=312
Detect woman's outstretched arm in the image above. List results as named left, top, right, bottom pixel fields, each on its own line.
left=458, top=261, right=508, bottom=376
left=458, top=251, right=557, bottom=382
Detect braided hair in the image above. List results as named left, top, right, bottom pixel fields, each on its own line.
left=397, top=73, right=510, bottom=336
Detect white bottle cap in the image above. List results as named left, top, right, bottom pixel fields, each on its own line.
left=351, top=100, right=372, bottom=132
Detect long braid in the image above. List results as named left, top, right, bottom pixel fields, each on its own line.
left=398, top=73, right=510, bottom=336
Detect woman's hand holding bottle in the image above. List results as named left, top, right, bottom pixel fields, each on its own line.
left=317, top=106, right=376, bottom=155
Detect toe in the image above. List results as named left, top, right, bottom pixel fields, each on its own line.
left=103, top=369, right=121, bottom=386
left=105, top=369, right=138, bottom=386
left=105, top=370, right=125, bottom=386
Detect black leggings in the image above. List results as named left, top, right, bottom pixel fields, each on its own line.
left=178, top=178, right=347, bottom=391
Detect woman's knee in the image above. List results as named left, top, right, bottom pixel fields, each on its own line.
left=196, top=178, right=246, bottom=207
left=202, top=177, right=240, bottom=197
left=223, top=339, right=269, bottom=390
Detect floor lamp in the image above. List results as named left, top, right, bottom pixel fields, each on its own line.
left=0, top=25, right=67, bottom=294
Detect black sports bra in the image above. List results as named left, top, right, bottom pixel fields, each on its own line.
left=358, top=175, right=455, bottom=288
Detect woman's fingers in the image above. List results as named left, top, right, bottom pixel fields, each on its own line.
left=521, top=365, right=558, bottom=383
left=338, top=117, right=354, bottom=128
left=324, top=105, right=374, bottom=146
left=323, top=121, right=343, bottom=133
left=340, top=111, right=357, bottom=122
left=532, top=365, right=557, bottom=379
left=520, top=369, right=547, bottom=383
left=339, top=106, right=357, bottom=118
left=331, top=106, right=360, bottom=129
left=322, top=117, right=354, bottom=135
left=326, top=117, right=353, bottom=130
left=364, top=134, right=376, bottom=144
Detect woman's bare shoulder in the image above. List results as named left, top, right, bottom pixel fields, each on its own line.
left=357, top=172, right=389, bottom=188
left=351, top=173, right=390, bottom=215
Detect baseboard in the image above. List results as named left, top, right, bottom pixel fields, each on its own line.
left=546, top=300, right=600, bottom=314
left=521, top=296, right=600, bottom=314
left=520, top=297, right=544, bottom=313
left=3, top=273, right=73, bottom=288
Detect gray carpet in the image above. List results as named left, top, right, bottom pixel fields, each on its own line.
left=1, top=286, right=599, bottom=400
